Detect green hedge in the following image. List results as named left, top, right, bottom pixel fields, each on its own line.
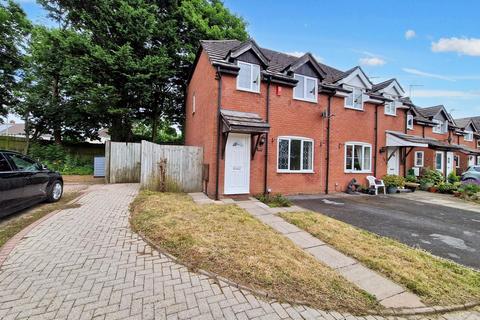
left=28, top=143, right=94, bottom=175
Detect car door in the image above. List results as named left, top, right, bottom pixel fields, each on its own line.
left=4, top=152, right=50, bottom=203
left=0, top=153, right=26, bottom=216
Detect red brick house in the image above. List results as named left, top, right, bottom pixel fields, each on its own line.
left=185, top=39, right=480, bottom=198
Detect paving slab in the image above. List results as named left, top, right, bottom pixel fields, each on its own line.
left=285, top=231, right=326, bottom=249
left=380, top=292, right=425, bottom=308
left=305, top=245, right=357, bottom=269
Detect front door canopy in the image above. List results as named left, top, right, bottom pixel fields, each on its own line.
left=221, top=109, right=270, bottom=134
left=386, top=131, right=428, bottom=148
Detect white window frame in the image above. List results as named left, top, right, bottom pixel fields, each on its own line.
left=454, top=155, right=460, bottom=168
left=414, top=151, right=424, bottom=167
left=192, top=92, right=196, bottom=114
left=477, top=140, right=480, bottom=149
left=344, top=142, right=372, bottom=173
left=236, top=61, right=260, bottom=93
left=344, top=86, right=364, bottom=110
left=435, top=151, right=444, bottom=172
left=469, top=155, right=476, bottom=166
left=464, top=131, right=473, bottom=141
left=432, top=119, right=446, bottom=134
left=277, top=136, right=314, bottom=173
left=406, top=114, right=414, bottom=130
left=293, top=74, right=318, bottom=103
left=384, top=95, right=397, bottom=116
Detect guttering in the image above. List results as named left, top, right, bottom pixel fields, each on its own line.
left=264, top=76, right=271, bottom=194
left=325, top=94, right=333, bottom=194
left=374, top=104, right=379, bottom=177
left=215, top=67, right=222, bottom=200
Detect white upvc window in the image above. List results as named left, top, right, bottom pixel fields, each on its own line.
left=432, top=119, right=447, bottom=134
left=435, top=151, right=444, bottom=172
left=192, top=92, right=196, bottom=114
left=454, top=155, right=460, bottom=168
left=344, top=86, right=364, bottom=110
left=464, top=131, right=473, bottom=141
left=293, top=74, right=318, bottom=102
left=414, top=151, right=424, bottom=167
left=407, top=114, right=414, bottom=130
left=384, top=95, right=396, bottom=116
left=277, top=137, right=314, bottom=173
left=344, top=142, right=372, bottom=173
left=237, top=61, right=260, bottom=93
left=469, top=155, right=476, bottom=166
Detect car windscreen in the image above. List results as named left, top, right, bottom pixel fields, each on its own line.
left=4, top=153, right=39, bottom=171
left=0, top=154, right=12, bottom=172
left=474, top=166, right=480, bottom=172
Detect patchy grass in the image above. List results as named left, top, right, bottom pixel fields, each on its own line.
left=62, top=175, right=104, bottom=184
left=130, top=191, right=379, bottom=313
left=255, top=193, right=292, bottom=207
left=280, top=211, right=480, bottom=306
left=0, top=192, right=82, bottom=248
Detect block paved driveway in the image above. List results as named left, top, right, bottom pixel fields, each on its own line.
left=292, top=194, right=480, bottom=270
left=0, top=184, right=478, bottom=320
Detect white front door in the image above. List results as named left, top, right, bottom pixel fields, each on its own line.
left=446, top=152, right=454, bottom=176
left=224, top=133, right=250, bottom=194
left=387, top=147, right=399, bottom=175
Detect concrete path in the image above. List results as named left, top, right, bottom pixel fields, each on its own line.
left=396, top=190, right=480, bottom=213
left=227, top=198, right=424, bottom=309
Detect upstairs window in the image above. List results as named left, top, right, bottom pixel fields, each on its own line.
left=237, top=61, right=260, bottom=93
left=277, top=137, right=314, bottom=172
left=432, top=119, right=447, bottom=134
left=464, top=131, right=473, bottom=141
left=384, top=95, right=396, bottom=116
left=477, top=140, right=480, bottom=148
left=344, top=86, right=364, bottom=110
left=407, top=114, right=414, bottom=130
left=344, top=142, right=371, bottom=173
left=293, top=74, right=317, bottom=102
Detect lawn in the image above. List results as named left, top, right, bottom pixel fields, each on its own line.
left=0, top=192, right=82, bottom=248
left=280, top=211, right=480, bottom=306
left=130, top=191, right=379, bottom=313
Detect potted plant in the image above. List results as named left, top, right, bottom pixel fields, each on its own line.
left=404, top=174, right=420, bottom=192
left=382, top=174, right=405, bottom=194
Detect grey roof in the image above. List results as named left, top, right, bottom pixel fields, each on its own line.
left=417, top=105, right=444, bottom=118
left=372, top=79, right=395, bottom=92
left=453, top=118, right=472, bottom=130
left=220, top=109, right=269, bottom=133
left=387, top=131, right=462, bottom=151
left=0, top=123, right=26, bottom=135
left=200, top=40, right=345, bottom=84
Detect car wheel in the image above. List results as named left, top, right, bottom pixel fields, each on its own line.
left=47, top=180, right=63, bottom=203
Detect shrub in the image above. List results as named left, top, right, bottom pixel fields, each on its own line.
left=447, top=171, right=460, bottom=184
left=437, top=182, right=457, bottom=194
left=255, top=193, right=292, bottom=207
left=405, top=175, right=417, bottom=183
left=421, top=168, right=444, bottom=186
left=458, top=183, right=480, bottom=197
left=28, top=143, right=94, bottom=175
left=382, top=175, right=405, bottom=188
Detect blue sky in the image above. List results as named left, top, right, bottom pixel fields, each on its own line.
left=16, top=0, right=480, bottom=119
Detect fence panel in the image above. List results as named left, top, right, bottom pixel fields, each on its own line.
left=140, top=140, right=203, bottom=192
left=108, top=142, right=141, bottom=183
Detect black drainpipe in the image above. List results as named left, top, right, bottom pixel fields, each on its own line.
left=214, top=67, right=222, bottom=200
left=264, top=76, right=271, bottom=195
left=325, top=94, right=333, bottom=194
left=374, top=104, right=379, bottom=177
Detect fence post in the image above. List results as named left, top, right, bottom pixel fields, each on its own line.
left=105, top=140, right=111, bottom=183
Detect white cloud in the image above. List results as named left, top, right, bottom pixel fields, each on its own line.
left=413, top=89, right=480, bottom=99
left=431, top=37, right=480, bottom=56
left=405, top=29, right=416, bottom=40
left=285, top=51, right=323, bottom=62
left=402, top=68, right=455, bottom=81
left=359, top=57, right=386, bottom=66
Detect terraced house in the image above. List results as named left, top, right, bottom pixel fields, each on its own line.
left=185, top=39, right=480, bottom=198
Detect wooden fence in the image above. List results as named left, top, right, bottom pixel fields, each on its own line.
left=105, top=140, right=203, bottom=192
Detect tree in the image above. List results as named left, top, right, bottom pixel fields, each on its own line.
left=37, top=0, right=248, bottom=141
left=0, top=1, right=30, bottom=122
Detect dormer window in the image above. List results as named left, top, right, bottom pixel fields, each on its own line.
left=293, top=74, right=317, bottom=102
left=432, top=119, right=447, bottom=134
left=464, top=131, right=473, bottom=141
left=407, top=114, right=414, bottom=130
left=237, top=61, right=260, bottom=93
left=384, top=95, right=396, bottom=116
left=344, top=86, right=364, bottom=110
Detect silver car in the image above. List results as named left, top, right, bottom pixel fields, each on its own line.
left=461, top=165, right=480, bottom=184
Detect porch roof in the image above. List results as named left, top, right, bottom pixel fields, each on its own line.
left=220, top=109, right=270, bottom=134
left=385, top=131, right=462, bottom=151
left=458, top=144, right=480, bottom=155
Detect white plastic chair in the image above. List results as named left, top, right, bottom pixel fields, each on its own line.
left=366, top=176, right=386, bottom=195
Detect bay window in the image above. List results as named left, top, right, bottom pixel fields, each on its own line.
left=277, top=137, right=314, bottom=172
left=293, top=74, right=317, bottom=102
left=344, top=142, right=372, bottom=173
left=237, top=61, right=260, bottom=92
left=344, top=86, right=364, bottom=110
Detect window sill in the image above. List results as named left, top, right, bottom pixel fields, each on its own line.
left=384, top=113, right=397, bottom=117
left=345, top=106, right=364, bottom=111
left=293, top=97, right=318, bottom=104
left=277, top=170, right=315, bottom=174
left=407, top=127, right=414, bottom=131
left=236, top=87, right=260, bottom=94
left=344, top=170, right=372, bottom=174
